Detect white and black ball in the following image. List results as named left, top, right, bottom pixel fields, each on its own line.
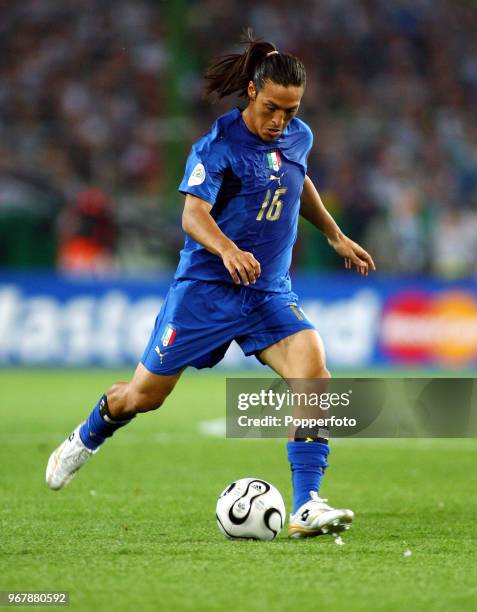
left=216, top=477, right=286, bottom=541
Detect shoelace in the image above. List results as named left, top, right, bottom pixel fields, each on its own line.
left=309, top=491, right=333, bottom=510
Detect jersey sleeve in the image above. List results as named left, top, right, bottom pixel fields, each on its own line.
left=178, top=134, right=229, bottom=205
left=281, top=118, right=314, bottom=171
left=299, top=121, right=314, bottom=171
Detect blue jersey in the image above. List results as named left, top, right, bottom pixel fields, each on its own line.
left=176, top=107, right=313, bottom=293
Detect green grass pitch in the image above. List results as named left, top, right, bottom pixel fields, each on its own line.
left=1, top=369, right=476, bottom=611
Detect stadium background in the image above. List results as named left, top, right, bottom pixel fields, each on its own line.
left=1, top=0, right=477, bottom=372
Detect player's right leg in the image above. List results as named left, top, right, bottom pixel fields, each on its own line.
left=46, top=364, right=182, bottom=490
left=46, top=278, right=249, bottom=491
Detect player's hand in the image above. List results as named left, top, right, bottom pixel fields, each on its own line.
left=221, top=246, right=261, bottom=285
left=328, top=233, right=376, bottom=276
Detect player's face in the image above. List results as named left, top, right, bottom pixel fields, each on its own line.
left=243, top=80, right=304, bottom=142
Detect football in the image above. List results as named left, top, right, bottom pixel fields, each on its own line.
left=216, top=477, right=286, bottom=541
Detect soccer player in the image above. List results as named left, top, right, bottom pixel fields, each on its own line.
left=46, top=32, right=375, bottom=539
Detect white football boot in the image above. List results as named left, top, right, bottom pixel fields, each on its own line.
left=288, top=491, right=354, bottom=539
left=46, top=425, right=98, bottom=490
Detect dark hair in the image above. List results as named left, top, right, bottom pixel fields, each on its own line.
left=204, top=28, right=306, bottom=99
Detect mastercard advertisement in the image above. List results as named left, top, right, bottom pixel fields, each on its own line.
left=0, top=272, right=476, bottom=369
left=380, top=289, right=477, bottom=367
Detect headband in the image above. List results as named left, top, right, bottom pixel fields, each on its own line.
left=266, top=50, right=279, bottom=57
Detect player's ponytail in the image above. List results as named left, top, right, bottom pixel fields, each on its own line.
left=204, top=28, right=306, bottom=100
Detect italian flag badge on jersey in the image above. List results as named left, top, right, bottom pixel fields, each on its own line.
left=161, top=324, right=176, bottom=347
left=267, top=150, right=282, bottom=172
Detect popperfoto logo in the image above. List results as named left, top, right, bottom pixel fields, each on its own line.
left=380, top=290, right=477, bottom=366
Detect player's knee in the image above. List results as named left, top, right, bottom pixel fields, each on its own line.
left=126, top=384, right=176, bottom=414
left=300, top=364, right=330, bottom=379
left=126, top=390, right=163, bottom=414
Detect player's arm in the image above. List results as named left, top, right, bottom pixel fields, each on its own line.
left=182, top=194, right=261, bottom=285
left=300, top=175, right=376, bottom=276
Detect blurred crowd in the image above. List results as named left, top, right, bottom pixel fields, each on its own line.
left=1, top=0, right=477, bottom=278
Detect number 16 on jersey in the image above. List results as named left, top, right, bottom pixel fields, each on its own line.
left=256, top=188, right=288, bottom=222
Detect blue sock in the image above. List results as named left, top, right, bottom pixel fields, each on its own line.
left=287, top=441, right=329, bottom=513
left=79, top=395, right=134, bottom=451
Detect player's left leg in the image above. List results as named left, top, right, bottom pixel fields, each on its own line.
left=257, top=329, right=354, bottom=538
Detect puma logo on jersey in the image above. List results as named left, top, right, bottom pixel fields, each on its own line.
left=269, top=172, right=285, bottom=186
left=154, top=346, right=166, bottom=363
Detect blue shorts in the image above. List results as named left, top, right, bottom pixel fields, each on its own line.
left=141, top=279, right=315, bottom=375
